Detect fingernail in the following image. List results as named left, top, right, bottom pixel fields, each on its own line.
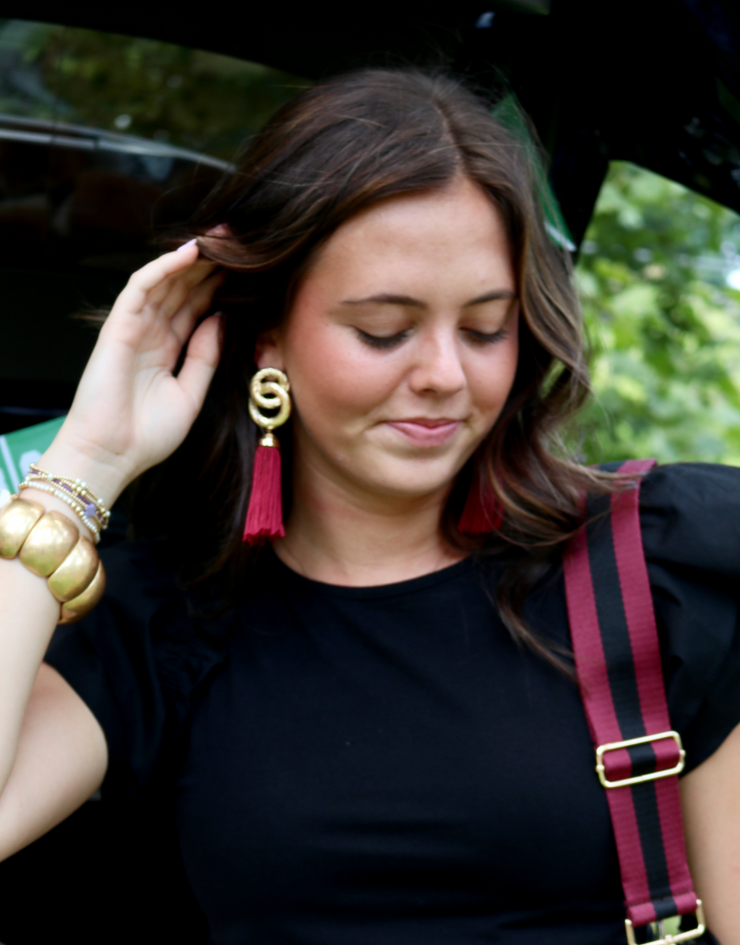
left=176, top=238, right=198, bottom=252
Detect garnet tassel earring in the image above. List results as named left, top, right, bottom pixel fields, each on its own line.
left=458, top=472, right=503, bottom=535
left=243, top=368, right=291, bottom=546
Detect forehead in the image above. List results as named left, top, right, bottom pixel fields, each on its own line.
left=302, top=177, right=514, bottom=297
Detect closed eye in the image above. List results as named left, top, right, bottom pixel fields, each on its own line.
left=357, top=327, right=510, bottom=350
left=465, top=328, right=509, bottom=346
left=356, top=329, right=410, bottom=350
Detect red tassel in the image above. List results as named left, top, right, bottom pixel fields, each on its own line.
left=243, top=440, right=285, bottom=546
left=458, top=476, right=503, bottom=535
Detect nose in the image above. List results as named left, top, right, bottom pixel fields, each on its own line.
left=407, top=327, right=466, bottom=397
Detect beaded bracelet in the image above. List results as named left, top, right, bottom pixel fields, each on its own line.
left=18, top=479, right=102, bottom=543
left=18, top=464, right=110, bottom=543
left=0, top=496, right=106, bottom=624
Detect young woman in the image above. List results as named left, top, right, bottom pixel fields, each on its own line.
left=0, top=69, right=739, bottom=945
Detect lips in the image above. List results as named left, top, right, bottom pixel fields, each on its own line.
left=385, top=418, right=462, bottom=447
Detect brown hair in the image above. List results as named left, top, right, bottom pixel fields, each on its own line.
left=134, top=67, right=621, bottom=667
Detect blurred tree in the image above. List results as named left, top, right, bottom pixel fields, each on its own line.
left=0, top=20, right=306, bottom=159
left=4, top=21, right=740, bottom=466
left=574, top=161, right=740, bottom=466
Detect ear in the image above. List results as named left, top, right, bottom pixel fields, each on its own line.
left=204, top=223, right=232, bottom=239
left=254, top=328, right=285, bottom=371
left=197, top=223, right=235, bottom=256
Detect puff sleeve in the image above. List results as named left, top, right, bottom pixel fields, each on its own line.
left=44, top=539, right=233, bottom=796
left=639, top=462, right=740, bottom=773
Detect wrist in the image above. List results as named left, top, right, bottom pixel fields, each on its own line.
left=37, top=437, right=135, bottom=510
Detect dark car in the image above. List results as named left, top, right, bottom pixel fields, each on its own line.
left=0, top=3, right=738, bottom=941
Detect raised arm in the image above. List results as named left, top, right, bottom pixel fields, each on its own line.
left=0, top=242, right=223, bottom=861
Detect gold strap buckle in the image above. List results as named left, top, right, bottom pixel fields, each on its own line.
left=596, top=731, right=686, bottom=789
left=625, top=900, right=705, bottom=945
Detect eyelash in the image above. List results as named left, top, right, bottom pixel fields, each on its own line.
left=357, top=330, right=409, bottom=350
left=356, top=329, right=508, bottom=350
left=467, top=328, right=508, bottom=346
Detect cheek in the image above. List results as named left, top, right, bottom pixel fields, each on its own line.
left=470, top=333, right=520, bottom=422
left=282, top=318, right=399, bottom=428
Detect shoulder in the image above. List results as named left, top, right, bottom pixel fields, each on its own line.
left=639, top=462, right=740, bottom=580
left=48, top=537, right=185, bottom=663
left=84, top=537, right=234, bottom=639
left=46, top=538, right=236, bottom=791
left=68, top=536, right=236, bottom=672
left=634, top=463, right=740, bottom=771
left=96, top=537, right=184, bottom=612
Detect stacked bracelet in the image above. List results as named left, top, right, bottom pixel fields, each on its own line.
left=0, top=496, right=106, bottom=624
left=18, top=464, right=110, bottom=544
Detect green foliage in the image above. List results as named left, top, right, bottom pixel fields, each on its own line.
left=4, top=23, right=740, bottom=466
left=574, top=161, right=740, bottom=466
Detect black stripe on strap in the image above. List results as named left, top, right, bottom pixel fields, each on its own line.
left=584, top=493, right=675, bottom=914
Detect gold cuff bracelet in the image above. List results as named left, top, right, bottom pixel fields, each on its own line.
left=0, top=496, right=106, bottom=624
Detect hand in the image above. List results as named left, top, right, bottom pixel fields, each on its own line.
left=39, top=242, right=225, bottom=505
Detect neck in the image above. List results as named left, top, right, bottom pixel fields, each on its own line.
left=273, top=461, right=466, bottom=587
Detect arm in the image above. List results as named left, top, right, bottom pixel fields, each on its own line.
left=0, top=664, right=106, bottom=861
left=0, top=242, right=223, bottom=861
left=681, top=720, right=740, bottom=945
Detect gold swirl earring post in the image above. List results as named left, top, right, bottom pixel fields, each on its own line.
left=249, top=368, right=291, bottom=445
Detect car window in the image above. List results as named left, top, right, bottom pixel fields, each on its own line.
left=0, top=19, right=307, bottom=432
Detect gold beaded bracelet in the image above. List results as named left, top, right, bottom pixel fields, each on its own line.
left=0, top=496, right=106, bottom=624
left=18, top=478, right=103, bottom=543
left=18, top=464, right=110, bottom=543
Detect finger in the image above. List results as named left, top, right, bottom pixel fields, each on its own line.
left=176, top=313, right=224, bottom=412
left=106, top=245, right=208, bottom=322
left=148, top=259, right=221, bottom=319
left=146, top=261, right=216, bottom=318
left=98, top=267, right=222, bottom=371
left=144, top=256, right=218, bottom=310
left=127, top=242, right=203, bottom=295
left=170, top=270, right=226, bottom=341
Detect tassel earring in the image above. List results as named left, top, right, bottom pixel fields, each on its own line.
left=458, top=471, right=503, bottom=535
left=243, top=368, right=292, bottom=546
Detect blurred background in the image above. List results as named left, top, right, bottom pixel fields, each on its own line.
left=0, top=18, right=304, bottom=440
left=1, top=3, right=740, bottom=943
left=578, top=162, right=740, bottom=465
left=1, top=9, right=739, bottom=469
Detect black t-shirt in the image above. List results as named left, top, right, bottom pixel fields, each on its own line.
left=44, top=463, right=740, bottom=945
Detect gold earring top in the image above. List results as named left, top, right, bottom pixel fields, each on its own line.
left=249, top=368, right=291, bottom=432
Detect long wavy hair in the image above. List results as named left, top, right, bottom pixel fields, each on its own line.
left=133, top=67, right=623, bottom=667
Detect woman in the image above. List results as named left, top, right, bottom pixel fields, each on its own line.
left=0, top=68, right=739, bottom=944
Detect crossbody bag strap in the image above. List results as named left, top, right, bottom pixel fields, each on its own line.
left=563, top=459, right=705, bottom=944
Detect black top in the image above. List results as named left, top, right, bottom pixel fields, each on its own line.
left=44, top=463, right=740, bottom=945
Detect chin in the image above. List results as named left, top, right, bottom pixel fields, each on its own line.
left=358, top=462, right=463, bottom=501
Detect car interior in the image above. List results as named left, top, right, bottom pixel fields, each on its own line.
left=0, top=1, right=739, bottom=940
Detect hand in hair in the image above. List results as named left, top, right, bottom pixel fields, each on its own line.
left=36, top=242, right=225, bottom=507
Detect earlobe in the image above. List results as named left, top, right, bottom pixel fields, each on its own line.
left=254, top=331, right=285, bottom=371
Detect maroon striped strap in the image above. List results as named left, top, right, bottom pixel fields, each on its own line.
left=563, top=459, right=698, bottom=930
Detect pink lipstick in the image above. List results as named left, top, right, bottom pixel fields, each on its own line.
left=386, top=418, right=461, bottom=447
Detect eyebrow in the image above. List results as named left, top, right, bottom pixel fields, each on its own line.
left=340, top=289, right=517, bottom=308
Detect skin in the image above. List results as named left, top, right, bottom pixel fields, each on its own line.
left=0, top=178, right=737, bottom=942
left=257, top=177, right=519, bottom=585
